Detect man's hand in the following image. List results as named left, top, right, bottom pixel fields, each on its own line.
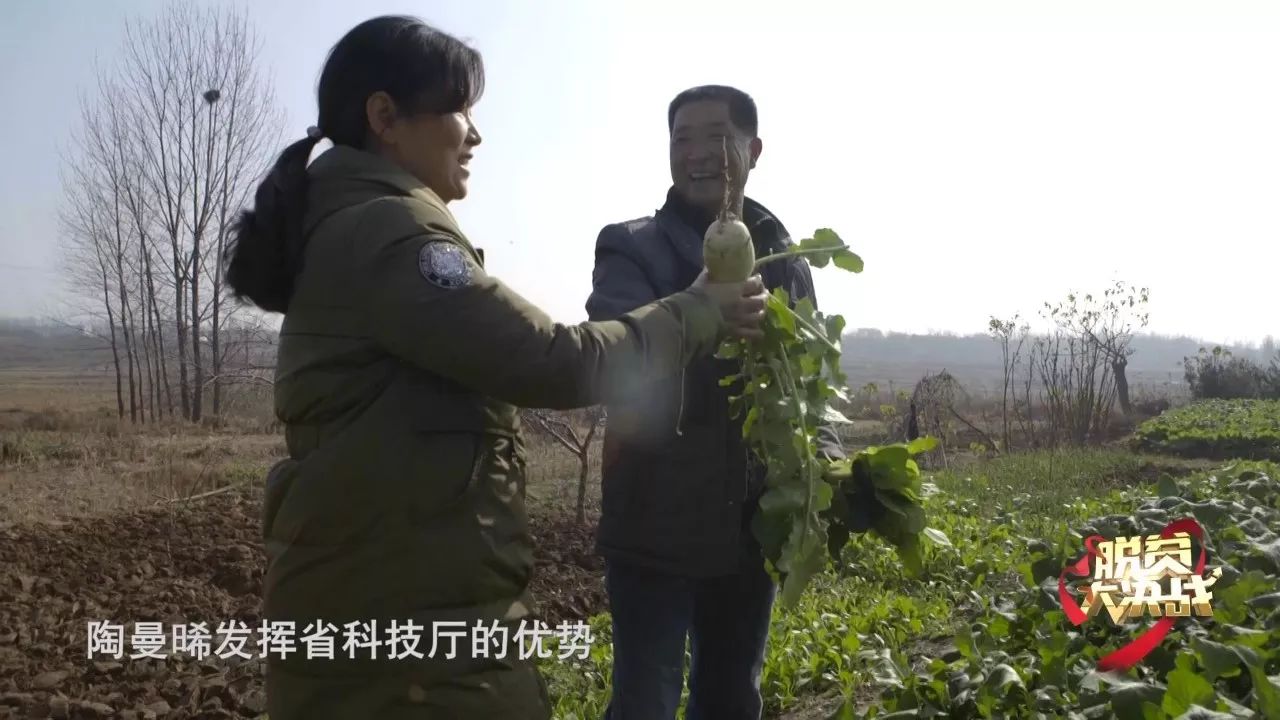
left=691, top=270, right=768, bottom=340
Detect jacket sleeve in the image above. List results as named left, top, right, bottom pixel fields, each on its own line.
left=790, top=259, right=848, bottom=461
left=359, top=230, right=723, bottom=410
left=585, top=224, right=658, bottom=322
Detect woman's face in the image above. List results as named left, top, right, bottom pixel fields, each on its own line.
left=368, top=95, right=482, bottom=204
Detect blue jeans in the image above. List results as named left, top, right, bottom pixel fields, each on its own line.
left=601, top=556, right=776, bottom=720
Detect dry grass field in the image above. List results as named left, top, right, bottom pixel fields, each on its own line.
left=2, top=371, right=278, bottom=526
left=0, top=365, right=915, bottom=529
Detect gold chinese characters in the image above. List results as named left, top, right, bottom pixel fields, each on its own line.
left=1079, top=532, right=1223, bottom=624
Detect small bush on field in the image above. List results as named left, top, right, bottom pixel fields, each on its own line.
left=0, top=405, right=136, bottom=436
left=1133, top=395, right=1172, bottom=416
left=18, top=407, right=72, bottom=431
left=0, top=429, right=147, bottom=467
left=1184, top=346, right=1280, bottom=401
left=1133, top=398, right=1280, bottom=461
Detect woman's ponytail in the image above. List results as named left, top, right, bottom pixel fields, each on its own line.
left=224, top=130, right=322, bottom=314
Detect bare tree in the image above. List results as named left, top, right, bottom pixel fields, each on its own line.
left=112, top=119, right=169, bottom=422
left=113, top=2, right=282, bottom=422
left=522, top=407, right=606, bottom=524
left=987, top=314, right=1029, bottom=452
left=201, top=15, right=280, bottom=416
left=1017, top=338, right=1041, bottom=448
left=97, top=87, right=144, bottom=422
left=56, top=3, right=280, bottom=426
left=59, top=87, right=150, bottom=422
left=1033, top=324, right=1118, bottom=446
left=1049, top=281, right=1150, bottom=417
left=58, top=150, right=126, bottom=417
left=983, top=281, right=1150, bottom=449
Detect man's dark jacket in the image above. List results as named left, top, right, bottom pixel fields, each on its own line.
left=586, top=188, right=846, bottom=578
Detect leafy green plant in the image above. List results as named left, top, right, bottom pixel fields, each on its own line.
left=716, top=230, right=948, bottom=607
left=823, top=437, right=948, bottom=577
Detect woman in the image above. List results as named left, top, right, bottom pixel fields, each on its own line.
left=223, top=15, right=767, bottom=720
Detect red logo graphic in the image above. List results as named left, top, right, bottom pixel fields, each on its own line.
left=1057, top=517, right=1218, bottom=671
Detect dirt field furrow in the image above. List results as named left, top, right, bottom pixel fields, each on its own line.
left=0, top=489, right=606, bottom=719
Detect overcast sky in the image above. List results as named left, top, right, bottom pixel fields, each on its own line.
left=1, top=0, right=1276, bottom=345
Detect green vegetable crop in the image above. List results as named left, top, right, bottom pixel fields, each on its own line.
left=1133, top=399, right=1280, bottom=461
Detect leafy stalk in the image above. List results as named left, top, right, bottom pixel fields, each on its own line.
left=754, top=245, right=855, bottom=270
left=720, top=228, right=950, bottom=608
left=719, top=136, right=730, bottom=223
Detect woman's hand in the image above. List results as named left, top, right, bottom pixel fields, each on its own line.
left=691, top=269, right=769, bottom=340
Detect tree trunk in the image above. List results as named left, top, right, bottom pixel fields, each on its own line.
left=92, top=235, right=124, bottom=420
left=189, top=185, right=203, bottom=423
left=1000, top=340, right=1012, bottom=452
left=211, top=289, right=222, bottom=415
left=113, top=254, right=138, bottom=424
left=136, top=246, right=154, bottom=423
left=188, top=96, right=208, bottom=424
left=144, top=247, right=173, bottom=419
left=145, top=248, right=171, bottom=417
left=190, top=266, right=203, bottom=422
left=118, top=275, right=138, bottom=423
left=1113, top=357, right=1132, bottom=416
left=103, top=273, right=124, bottom=419
left=210, top=90, right=239, bottom=418
left=576, top=451, right=590, bottom=526
left=173, top=263, right=191, bottom=420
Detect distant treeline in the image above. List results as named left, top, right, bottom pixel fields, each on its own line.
left=838, top=327, right=1274, bottom=379
left=0, top=315, right=276, bottom=374
left=4, top=315, right=1270, bottom=387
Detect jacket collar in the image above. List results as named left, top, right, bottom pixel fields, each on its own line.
left=303, top=144, right=459, bottom=234
left=654, top=186, right=793, bottom=274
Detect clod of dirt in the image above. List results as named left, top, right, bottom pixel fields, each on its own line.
left=32, top=670, right=69, bottom=689
left=72, top=699, right=115, bottom=717
left=0, top=693, right=35, bottom=709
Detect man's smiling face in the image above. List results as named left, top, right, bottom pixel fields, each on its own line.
left=669, top=99, right=760, bottom=213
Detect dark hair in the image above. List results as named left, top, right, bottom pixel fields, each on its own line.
left=667, top=85, right=758, bottom=136
left=224, top=15, right=484, bottom=313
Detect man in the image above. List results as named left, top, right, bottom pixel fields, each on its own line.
left=585, top=85, right=846, bottom=720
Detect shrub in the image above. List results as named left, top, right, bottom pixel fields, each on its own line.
left=1183, top=346, right=1271, bottom=400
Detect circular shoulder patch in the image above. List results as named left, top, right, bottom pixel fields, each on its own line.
left=418, top=240, right=473, bottom=290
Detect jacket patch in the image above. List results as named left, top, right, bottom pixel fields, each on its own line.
left=418, top=240, right=472, bottom=290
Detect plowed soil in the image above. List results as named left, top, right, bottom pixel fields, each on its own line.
left=0, top=487, right=606, bottom=719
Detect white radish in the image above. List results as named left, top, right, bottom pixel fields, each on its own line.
left=704, top=215, right=755, bottom=282
left=702, top=137, right=755, bottom=283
